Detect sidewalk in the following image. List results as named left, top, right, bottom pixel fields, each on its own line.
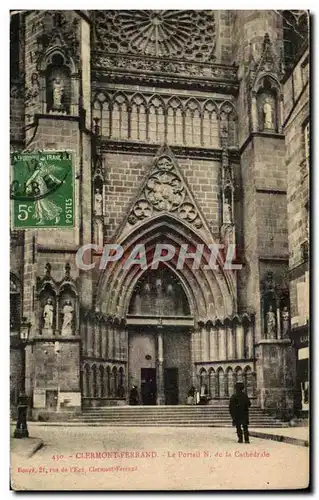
left=249, top=427, right=309, bottom=447
left=10, top=425, right=44, bottom=459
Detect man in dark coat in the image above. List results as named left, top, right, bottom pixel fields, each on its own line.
left=229, top=382, right=251, bottom=443
left=129, top=385, right=139, bottom=405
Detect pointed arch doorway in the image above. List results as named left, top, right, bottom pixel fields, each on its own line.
left=127, top=266, right=193, bottom=405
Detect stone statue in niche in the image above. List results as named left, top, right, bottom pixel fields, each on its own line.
left=223, top=200, right=232, bottom=224
left=263, top=97, right=274, bottom=130
left=281, top=306, right=290, bottom=338
left=266, top=305, right=276, bottom=339
left=52, top=76, right=64, bottom=111
left=43, top=298, right=54, bottom=329
left=94, top=188, right=103, bottom=216
left=61, top=299, right=74, bottom=335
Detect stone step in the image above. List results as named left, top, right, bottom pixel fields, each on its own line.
left=74, top=406, right=286, bottom=428
left=74, top=415, right=276, bottom=420
left=69, top=422, right=288, bottom=428
left=82, top=407, right=265, bottom=413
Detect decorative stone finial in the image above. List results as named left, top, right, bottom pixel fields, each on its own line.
left=45, top=262, right=52, bottom=279
left=65, top=262, right=71, bottom=279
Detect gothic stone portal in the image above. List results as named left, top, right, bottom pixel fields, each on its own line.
left=128, top=268, right=192, bottom=405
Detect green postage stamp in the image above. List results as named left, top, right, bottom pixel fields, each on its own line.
left=11, top=151, right=74, bottom=229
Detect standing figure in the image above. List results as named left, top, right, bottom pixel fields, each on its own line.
left=52, top=76, right=64, bottom=111
left=25, top=160, right=63, bottom=225
left=281, top=306, right=290, bottom=338
left=266, top=305, right=276, bottom=339
left=223, top=201, right=232, bottom=224
left=129, top=385, right=139, bottom=405
left=263, top=97, right=274, bottom=130
left=187, top=386, right=196, bottom=405
left=229, top=382, right=251, bottom=443
left=61, top=299, right=74, bottom=335
left=94, top=188, right=103, bottom=216
left=43, top=298, right=54, bottom=329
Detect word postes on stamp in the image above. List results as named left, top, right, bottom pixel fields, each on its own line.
left=11, top=151, right=74, bottom=229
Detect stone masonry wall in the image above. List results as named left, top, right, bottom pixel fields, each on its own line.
left=284, top=49, right=309, bottom=327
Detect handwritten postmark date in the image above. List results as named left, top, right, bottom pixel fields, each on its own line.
left=11, top=151, right=74, bottom=229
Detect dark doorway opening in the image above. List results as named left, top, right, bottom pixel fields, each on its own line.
left=46, top=390, right=58, bottom=410
left=141, top=368, right=156, bottom=405
left=164, top=368, right=179, bottom=405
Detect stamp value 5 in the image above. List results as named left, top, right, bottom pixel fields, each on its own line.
left=11, top=151, right=74, bottom=229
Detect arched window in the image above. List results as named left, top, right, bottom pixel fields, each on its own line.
left=92, top=365, right=98, bottom=398
left=235, top=366, right=243, bottom=384
left=131, top=94, right=147, bottom=141
left=112, top=93, right=129, bottom=139
left=220, top=102, right=237, bottom=147
left=112, top=366, right=118, bottom=397
left=167, top=98, right=183, bottom=144
left=99, top=365, right=105, bottom=398
left=208, top=368, right=216, bottom=398
left=83, top=364, right=90, bottom=398
left=92, top=92, right=111, bottom=138
left=202, top=101, right=219, bottom=147
left=199, top=368, right=207, bottom=392
left=106, top=366, right=111, bottom=397
left=244, top=366, right=254, bottom=398
left=93, top=99, right=102, bottom=131
left=118, top=367, right=125, bottom=398
left=216, top=368, right=224, bottom=398
left=227, top=367, right=234, bottom=396
left=185, top=99, right=201, bottom=146
left=148, top=96, right=165, bottom=143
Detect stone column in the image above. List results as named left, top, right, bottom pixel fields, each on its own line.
left=94, top=321, right=101, bottom=358
left=156, top=330, right=165, bottom=405
left=108, top=325, right=114, bottom=359
left=209, top=327, right=218, bottom=361
left=219, top=326, right=227, bottom=360
left=193, top=329, right=201, bottom=363
left=227, top=325, right=234, bottom=359
left=236, top=324, right=245, bottom=359
left=101, top=322, right=107, bottom=359
left=251, top=93, right=258, bottom=132
left=87, top=321, right=93, bottom=357
left=210, top=326, right=219, bottom=361
left=276, top=307, right=281, bottom=339
left=201, top=326, right=209, bottom=360
left=246, top=325, right=254, bottom=359
left=114, top=327, right=121, bottom=360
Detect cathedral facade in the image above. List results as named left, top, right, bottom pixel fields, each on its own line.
left=10, top=10, right=309, bottom=419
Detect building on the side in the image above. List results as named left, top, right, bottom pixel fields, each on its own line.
left=9, top=10, right=309, bottom=420
left=282, top=12, right=309, bottom=414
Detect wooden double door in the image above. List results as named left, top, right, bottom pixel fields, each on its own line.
left=140, top=367, right=179, bottom=405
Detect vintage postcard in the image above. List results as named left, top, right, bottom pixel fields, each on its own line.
left=10, top=9, right=309, bottom=491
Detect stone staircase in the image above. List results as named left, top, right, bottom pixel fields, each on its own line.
left=72, top=406, right=288, bottom=427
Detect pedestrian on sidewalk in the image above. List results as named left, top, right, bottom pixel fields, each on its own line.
left=229, top=382, right=251, bottom=443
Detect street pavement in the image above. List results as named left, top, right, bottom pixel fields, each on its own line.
left=11, top=425, right=309, bottom=491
